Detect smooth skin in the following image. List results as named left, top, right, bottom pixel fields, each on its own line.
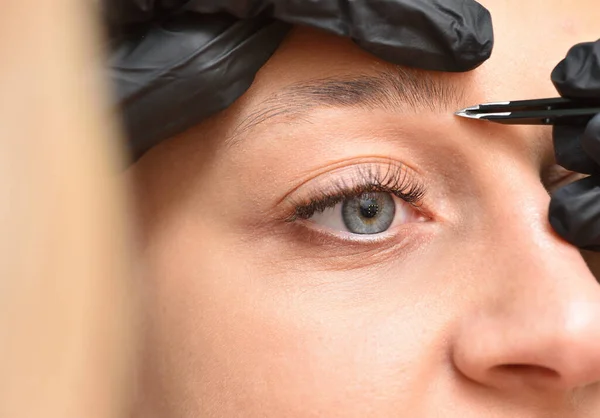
left=128, top=1, right=600, bottom=417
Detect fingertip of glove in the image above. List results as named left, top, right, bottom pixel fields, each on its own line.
left=584, top=114, right=600, bottom=140
left=347, top=0, right=494, bottom=73
left=434, top=1, right=495, bottom=72
left=452, top=42, right=493, bottom=72
left=548, top=177, right=600, bottom=249
left=552, top=125, right=597, bottom=174
left=581, top=114, right=600, bottom=161
left=551, top=40, right=600, bottom=98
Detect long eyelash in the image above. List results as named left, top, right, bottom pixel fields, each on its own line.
left=286, top=163, right=426, bottom=222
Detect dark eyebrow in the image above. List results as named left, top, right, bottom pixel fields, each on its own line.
left=230, top=66, right=466, bottom=143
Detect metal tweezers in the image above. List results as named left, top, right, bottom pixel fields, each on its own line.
left=455, top=97, right=600, bottom=125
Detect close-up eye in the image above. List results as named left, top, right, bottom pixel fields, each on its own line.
left=309, top=191, right=423, bottom=235
left=285, top=162, right=429, bottom=238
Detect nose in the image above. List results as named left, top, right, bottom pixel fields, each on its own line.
left=452, top=200, right=600, bottom=395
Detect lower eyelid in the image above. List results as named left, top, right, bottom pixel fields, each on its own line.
left=285, top=217, right=437, bottom=266
left=295, top=218, right=400, bottom=243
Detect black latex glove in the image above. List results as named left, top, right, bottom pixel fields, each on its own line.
left=549, top=40, right=600, bottom=250
left=106, top=0, right=494, bottom=160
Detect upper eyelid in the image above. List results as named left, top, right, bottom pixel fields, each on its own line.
left=285, top=162, right=423, bottom=202
left=282, top=162, right=427, bottom=222
left=280, top=158, right=422, bottom=201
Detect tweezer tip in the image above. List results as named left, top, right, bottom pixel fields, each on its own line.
left=454, top=104, right=480, bottom=115
left=454, top=105, right=481, bottom=119
left=454, top=109, right=478, bottom=119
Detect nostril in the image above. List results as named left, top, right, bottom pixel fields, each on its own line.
left=496, top=364, right=561, bottom=380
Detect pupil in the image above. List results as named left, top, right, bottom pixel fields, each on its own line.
left=359, top=197, right=379, bottom=218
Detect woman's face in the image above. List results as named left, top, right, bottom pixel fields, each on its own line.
left=128, top=1, right=600, bottom=416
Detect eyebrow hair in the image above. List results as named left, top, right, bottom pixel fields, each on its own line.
left=229, top=66, right=466, bottom=143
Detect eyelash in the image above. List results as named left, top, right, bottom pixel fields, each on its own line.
left=285, top=163, right=426, bottom=222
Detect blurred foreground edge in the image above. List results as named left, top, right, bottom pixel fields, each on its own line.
left=0, top=1, right=137, bottom=417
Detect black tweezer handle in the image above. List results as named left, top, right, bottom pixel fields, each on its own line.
left=456, top=97, right=600, bottom=126
left=483, top=107, right=600, bottom=125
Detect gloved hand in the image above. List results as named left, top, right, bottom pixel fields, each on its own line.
left=549, top=40, right=600, bottom=250
left=105, top=0, right=494, bottom=160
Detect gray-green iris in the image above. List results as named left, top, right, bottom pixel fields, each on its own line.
left=341, top=192, right=395, bottom=234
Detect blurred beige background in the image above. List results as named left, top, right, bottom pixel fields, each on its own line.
left=0, top=1, right=135, bottom=417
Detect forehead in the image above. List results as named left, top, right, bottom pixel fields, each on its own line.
left=239, top=0, right=599, bottom=112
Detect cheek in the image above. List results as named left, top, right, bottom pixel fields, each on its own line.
left=140, top=210, right=463, bottom=415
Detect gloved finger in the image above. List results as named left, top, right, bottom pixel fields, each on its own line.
left=182, top=0, right=494, bottom=72
left=581, top=113, right=600, bottom=166
left=549, top=175, right=600, bottom=251
left=551, top=39, right=600, bottom=99
left=102, top=0, right=191, bottom=25
left=103, top=0, right=494, bottom=72
left=110, top=13, right=289, bottom=160
left=553, top=124, right=597, bottom=174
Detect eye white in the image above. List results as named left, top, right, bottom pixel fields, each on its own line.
left=310, top=203, right=349, bottom=232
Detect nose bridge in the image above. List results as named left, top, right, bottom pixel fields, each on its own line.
left=483, top=183, right=596, bottom=299
left=478, top=181, right=600, bottom=329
